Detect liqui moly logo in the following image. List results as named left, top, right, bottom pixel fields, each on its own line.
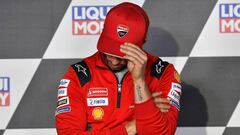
left=72, top=5, right=112, bottom=35
left=0, top=77, right=10, bottom=106
left=220, top=3, right=240, bottom=33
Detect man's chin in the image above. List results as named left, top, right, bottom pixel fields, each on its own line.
left=110, top=66, right=127, bottom=73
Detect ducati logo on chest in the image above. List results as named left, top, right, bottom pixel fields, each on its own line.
left=117, top=25, right=129, bottom=38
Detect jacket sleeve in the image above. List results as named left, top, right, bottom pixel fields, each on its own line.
left=55, top=67, right=128, bottom=135
left=135, top=64, right=181, bottom=135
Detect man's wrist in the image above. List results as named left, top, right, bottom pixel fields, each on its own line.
left=133, top=77, right=151, bottom=103
left=133, top=77, right=145, bottom=84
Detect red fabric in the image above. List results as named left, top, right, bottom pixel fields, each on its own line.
left=55, top=52, right=181, bottom=135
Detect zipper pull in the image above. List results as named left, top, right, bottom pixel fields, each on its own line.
left=118, top=84, right=122, bottom=92
left=117, top=83, right=122, bottom=108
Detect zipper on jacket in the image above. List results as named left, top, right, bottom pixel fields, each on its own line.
left=117, top=83, right=122, bottom=108
left=115, top=73, right=128, bottom=108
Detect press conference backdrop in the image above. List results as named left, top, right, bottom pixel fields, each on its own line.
left=0, top=0, right=240, bottom=134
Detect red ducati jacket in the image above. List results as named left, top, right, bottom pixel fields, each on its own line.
left=55, top=52, right=181, bottom=135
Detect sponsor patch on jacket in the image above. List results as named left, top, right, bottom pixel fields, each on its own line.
left=57, top=97, right=69, bottom=108
left=150, top=59, right=169, bottom=79
left=55, top=106, right=71, bottom=116
left=168, top=83, right=182, bottom=110
left=87, top=98, right=108, bottom=106
left=59, top=79, right=70, bottom=88
left=88, top=88, right=108, bottom=97
left=58, top=88, right=67, bottom=97
left=169, top=99, right=180, bottom=110
left=174, top=71, right=181, bottom=83
left=172, top=83, right=182, bottom=93
left=168, top=90, right=180, bottom=104
left=92, top=107, right=104, bottom=120
left=71, top=61, right=91, bottom=87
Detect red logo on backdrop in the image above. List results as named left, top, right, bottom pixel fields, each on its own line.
left=0, top=77, right=10, bottom=106
left=72, top=6, right=112, bottom=35
left=219, top=3, right=240, bottom=33
left=88, top=88, right=108, bottom=97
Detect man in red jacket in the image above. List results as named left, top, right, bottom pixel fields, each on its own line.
left=56, top=2, right=181, bottom=135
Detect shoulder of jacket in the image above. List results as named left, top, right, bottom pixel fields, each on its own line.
left=71, top=60, right=92, bottom=87
left=150, top=57, right=170, bottom=79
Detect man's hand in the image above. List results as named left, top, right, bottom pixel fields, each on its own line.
left=120, top=42, right=147, bottom=81
left=125, top=120, right=136, bottom=135
left=120, top=42, right=151, bottom=103
left=152, top=92, right=170, bottom=112
left=124, top=92, right=169, bottom=135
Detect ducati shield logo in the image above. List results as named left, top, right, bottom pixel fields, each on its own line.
left=117, top=25, right=129, bottom=38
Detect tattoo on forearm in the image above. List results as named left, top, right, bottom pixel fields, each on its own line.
left=136, top=85, right=143, bottom=101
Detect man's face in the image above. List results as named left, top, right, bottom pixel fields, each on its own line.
left=103, top=53, right=127, bottom=72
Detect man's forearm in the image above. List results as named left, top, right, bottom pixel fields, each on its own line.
left=133, top=78, right=152, bottom=104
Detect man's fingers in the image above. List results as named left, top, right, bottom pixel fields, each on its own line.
left=124, top=54, right=142, bottom=66
left=160, top=109, right=169, bottom=113
left=121, top=43, right=147, bottom=61
left=124, top=43, right=146, bottom=56
left=152, top=92, right=162, bottom=98
left=156, top=104, right=171, bottom=110
left=153, top=96, right=171, bottom=113
left=120, top=47, right=145, bottom=65
left=154, top=97, right=170, bottom=103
